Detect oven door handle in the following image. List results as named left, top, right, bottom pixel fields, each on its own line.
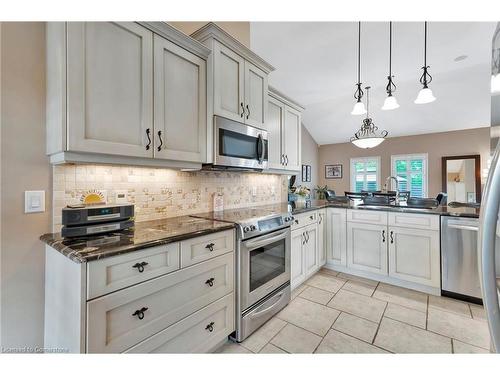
left=244, top=229, right=288, bottom=250
left=247, top=288, right=287, bottom=319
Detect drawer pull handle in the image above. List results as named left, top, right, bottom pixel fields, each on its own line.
left=205, top=243, right=215, bottom=252
left=132, top=261, right=149, bottom=273
left=390, top=231, right=394, bottom=244
left=310, top=215, right=314, bottom=220
left=132, top=307, right=148, bottom=320
left=205, top=277, right=215, bottom=287
left=294, top=219, right=299, bottom=225
left=205, top=321, right=215, bottom=332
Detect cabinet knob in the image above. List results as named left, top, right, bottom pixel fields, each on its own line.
left=205, top=321, right=215, bottom=332
left=205, top=243, right=215, bottom=252
left=205, top=277, right=215, bottom=287
left=132, top=306, right=148, bottom=320
left=132, top=261, right=149, bottom=273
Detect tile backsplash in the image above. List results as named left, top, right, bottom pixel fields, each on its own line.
left=53, top=164, right=288, bottom=232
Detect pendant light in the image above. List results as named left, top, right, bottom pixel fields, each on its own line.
left=351, top=22, right=367, bottom=115
left=382, top=22, right=399, bottom=110
left=350, top=87, right=388, bottom=148
left=415, top=22, right=436, bottom=104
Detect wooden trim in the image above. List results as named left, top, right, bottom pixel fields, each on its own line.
left=269, top=85, right=305, bottom=111
left=441, top=154, right=481, bottom=203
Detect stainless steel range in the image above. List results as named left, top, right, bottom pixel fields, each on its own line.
left=193, top=205, right=293, bottom=342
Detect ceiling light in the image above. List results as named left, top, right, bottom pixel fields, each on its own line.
left=350, top=86, right=388, bottom=149
left=415, top=22, right=436, bottom=104
left=351, top=22, right=366, bottom=115
left=382, top=22, right=399, bottom=111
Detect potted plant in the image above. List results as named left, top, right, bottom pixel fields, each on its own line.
left=316, top=185, right=329, bottom=200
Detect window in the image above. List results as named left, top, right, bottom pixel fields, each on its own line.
left=391, top=154, right=428, bottom=198
left=350, top=157, right=381, bottom=192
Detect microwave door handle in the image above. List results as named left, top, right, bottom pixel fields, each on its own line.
left=478, top=140, right=500, bottom=353
left=257, top=134, right=264, bottom=163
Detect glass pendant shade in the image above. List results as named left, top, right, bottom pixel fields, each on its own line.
left=414, top=87, right=436, bottom=104
left=351, top=100, right=367, bottom=115
left=492, top=73, right=500, bottom=93
left=381, top=95, right=400, bottom=110
left=351, top=137, right=386, bottom=149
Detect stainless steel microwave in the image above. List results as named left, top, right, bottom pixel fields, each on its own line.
left=212, top=116, right=268, bottom=170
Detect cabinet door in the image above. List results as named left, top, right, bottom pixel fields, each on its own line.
left=283, top=106, right=301, bottom=171
left=304, top=225, right=319, bottom=277
left=67, top=22, right=153, bottom=157
left=388, top=227, right=440, bottom=287
left=213, top=41, right=245, bottom=122
left=347, top=222, right=388, bottom=275
left=317, top=210, right=327, bottom=267
left=291, top=230, right=306, bottom=290
left=244, top=61, right=267, bottom=129
left=326, top=208, right=347, bottom=266
left=153, top=35, right=207, bottom=163
left=266, top=96, right=285, bottom=169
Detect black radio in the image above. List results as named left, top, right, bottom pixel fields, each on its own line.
left=61, top=204, right=134, bottom=238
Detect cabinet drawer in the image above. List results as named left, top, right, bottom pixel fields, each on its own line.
left=291, top=211, right=318, bottom=230
left=347, top=209, right=388, bottom=225
left=180, top=229, right=234, bottom=267
left=87, top=243, right=180, bottom=300
left=87, top=252, right=234, bottom=353
left=388, top=212, right=439, bottom=230
left=125, top=294, right=234, bottom=353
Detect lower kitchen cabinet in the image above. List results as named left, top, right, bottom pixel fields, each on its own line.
left=304, top=224, right=318, bottom=277
left=291, top=223, right=319, bottom=289
left=326, top=208, right=347, bottom=267
left=346, top=222, right=388, bottom=276
left=388, top=226, right=440, bottom=287
left=291, top=229, right=306, bottom=289
left=317, top=209, right=327, bottom=267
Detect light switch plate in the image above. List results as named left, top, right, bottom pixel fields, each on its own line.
left=115, top=190, right=128, bottom=204
left=25, top=190, right=45, bottom=213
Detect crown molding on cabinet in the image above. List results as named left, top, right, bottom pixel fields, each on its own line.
left=190, top=22, right=276, bottom=74
left=269, top=85, right=305, bottom=112
left=138, top=22, right=211, bottom=59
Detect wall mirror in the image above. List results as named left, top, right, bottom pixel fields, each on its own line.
left=442, top=155, right=481, bottom=203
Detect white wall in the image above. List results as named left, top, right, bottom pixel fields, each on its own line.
left=300, top=125, right=319, bottom=194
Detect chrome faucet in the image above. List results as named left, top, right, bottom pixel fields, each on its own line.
left=385, top=176, right=399, bottom=202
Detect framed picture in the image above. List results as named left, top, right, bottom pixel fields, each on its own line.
left=306, top=165, right=311, bottom=182
left=467, top=192, right=476, bottom=203
left=325, top=164, right=342, bottom=179
left=302, top=165, right=307, bottom=182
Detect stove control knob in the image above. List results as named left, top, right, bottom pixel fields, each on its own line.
left=243, top=226, right=250, bottom=233
left=250, top=225, right=257, bottom=231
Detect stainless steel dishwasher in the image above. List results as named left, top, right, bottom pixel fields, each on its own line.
left=441, top=216, right=482, bottom=302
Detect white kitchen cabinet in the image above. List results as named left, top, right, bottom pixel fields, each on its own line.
left=46, top=22, right=211, bottom=169
left=266, top=87, right=304, bottom=173
left=347, top=222, right=388, bottom=275
left=388, top=226, right=440, bottom=287
left=326, top=208, right=347, bottom=267
left=304, top=224, right=319, bottom=277
left=291, top=229, right=306, bottom=289
left=317, top=209, right=327, bottom=266
left=153, top=35, right=207, bottom=163
left=66, top=22, right=154, bottom=158
left=244, top=61, right=268, bottom=129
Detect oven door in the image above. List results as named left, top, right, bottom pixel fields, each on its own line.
left=214, top=116, right=268, bottom=170
left=240, top=227, right=290, bottom=311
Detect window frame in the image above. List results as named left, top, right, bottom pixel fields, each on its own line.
left=350, top=156, right=381, bottom=192
left=390, top=153, right=429, bottom=198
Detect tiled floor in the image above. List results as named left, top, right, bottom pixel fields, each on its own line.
left=217, top=268, right=491, bottom=354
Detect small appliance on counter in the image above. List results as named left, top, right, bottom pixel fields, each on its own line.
left=61, top=203, right=134, bottom=238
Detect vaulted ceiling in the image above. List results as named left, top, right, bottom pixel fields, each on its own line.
left=250, top=22, right=496, bottom=145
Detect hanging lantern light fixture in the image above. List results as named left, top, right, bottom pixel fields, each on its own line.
left=415, top=22, right=436, bottom=104
left=382, top=22, right=400, bottom=110
left=351, top=22, right=367, bottom=115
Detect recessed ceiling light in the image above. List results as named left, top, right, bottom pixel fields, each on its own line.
left=454, top=55, right=468, bottom=62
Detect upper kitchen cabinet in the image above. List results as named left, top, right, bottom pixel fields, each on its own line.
left=266, top=87, right=304, bottom=173
left=191, top=23, right=274, bottom=161
left=46, top=22, right=211, bottom=169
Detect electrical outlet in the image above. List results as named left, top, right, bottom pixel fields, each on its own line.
left=252, top=186, right=257, bottom=197
left=115, top=190, right=128, bottom=204
left=25, top=190, right=45, bottom=213
left=271, top=186, right=276, bottom=195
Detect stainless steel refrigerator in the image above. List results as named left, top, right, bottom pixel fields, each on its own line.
left=479, top=22, right=500, bottom=353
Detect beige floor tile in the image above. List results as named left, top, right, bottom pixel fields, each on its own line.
left=374, top=318, right=451, bottom=353
left=469, top=303, right=487, bottom=321
left=316, top=330, right=388, bottom=353
left=216, top=342, right=254, bottom=354
left=342, top=279, right=377, bottom=297
left=259, top=343, right=288, bottom=354
left=428, top=295, right=471, bottom=317
left=299, top=286, right=335, bottom=305
left=291, top=283, right=308, bottom=300
left=453, top=340, right=490, bottom=354
left=271, top=324, right=322, bottom=353
left=336, top=272, right=379, bottom=287
left=384, top=303, right=427, bottom=329
left=240, top=317, right=287, bottom=353
left=277, top=297, right=341, bottom=336
left=427, top=308, right=491, bottom=349
left=318, top=267, right=339, bottom=277
left=305, top=273, right=346, bottom=293
left=373, top=283, right=428, bottom=312
left=328, top=289, right=387, bottom=323
left=332, top=312, right=379, bottom=343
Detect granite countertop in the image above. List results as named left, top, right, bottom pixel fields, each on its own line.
left=288, top=199, right=480, bottom=218
left=40, top=215, right=235, bottom=263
